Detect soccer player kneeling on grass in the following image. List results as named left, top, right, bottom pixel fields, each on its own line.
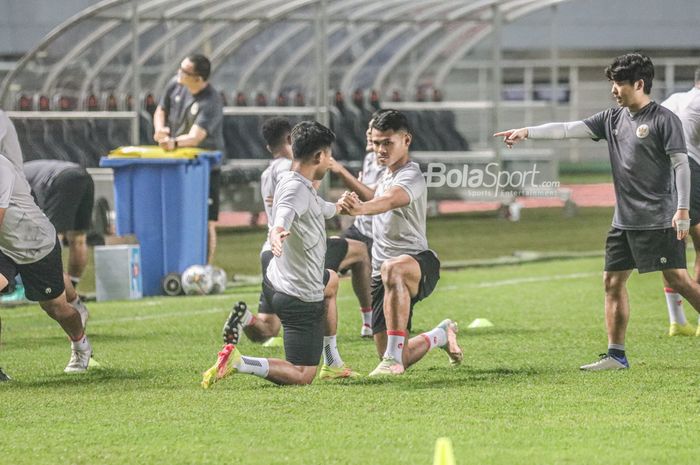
left=0, top=110, right=95, bottom=377
left=201, top=121, right=357, bottom=387
left=495, top=53, right=700, bottom=371
left=339, top=110, right=463, bottom=376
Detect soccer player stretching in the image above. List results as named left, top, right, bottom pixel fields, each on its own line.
left=340, top=110, right=463, bottom=376
left=202, top=121, right=356, bottom=386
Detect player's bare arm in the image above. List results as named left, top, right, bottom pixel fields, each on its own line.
left=340, top=185, right=410, bottom=216
left=269, top=226, right=290, bottom=257
left=493, top=128, right=528, bottom=148
left=329, top=157, right=376, bottom=201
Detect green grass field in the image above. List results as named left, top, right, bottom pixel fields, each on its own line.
left=3, top=207, right=700, bottom=464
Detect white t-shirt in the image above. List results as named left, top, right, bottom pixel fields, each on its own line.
left=260, top=156, right=293, bottom=252
left=266, top=171, right=336, bottom=302
left=662, top=87, right=700, bottom=165
left=0, top=111, right=56, bottom=264
left=371, top=161, right=429, bottom=277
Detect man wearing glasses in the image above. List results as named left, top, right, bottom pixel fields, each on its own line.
left=153, top=54, right=225, bottom=265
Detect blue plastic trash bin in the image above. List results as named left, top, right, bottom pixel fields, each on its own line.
left=100, top=152, right=221, bottom=296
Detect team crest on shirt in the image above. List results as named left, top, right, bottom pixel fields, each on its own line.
left=190, top=102, right=199, bottom=115
left=636, top=124, right=650, bottom=139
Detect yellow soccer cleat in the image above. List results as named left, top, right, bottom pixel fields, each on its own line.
left=201, top=344, right=241, bottom=389
left=318, top=364, right=361, bottom=381
left=669, top=322, right=696, bottom=336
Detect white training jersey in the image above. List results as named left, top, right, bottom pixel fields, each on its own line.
left=0, top=111, right=56, bottom=264
left=662, top=87, right=700, bottom=165
left=371, top=161, right=429, bottom=277
left=266, top=171, right=337, bottom=302
left=260, top=156, right=293, bottom=252
left=353, top=151, right=385, bottom=238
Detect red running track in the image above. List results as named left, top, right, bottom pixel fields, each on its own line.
left=216, top=183, right=616, bottom=227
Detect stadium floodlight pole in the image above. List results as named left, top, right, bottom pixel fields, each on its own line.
left=130, top=0, right=141, bottom=145
left=314, top=0, right=329, bottom=127
left=490, top=3, right=503, bottom=169
left=549, top=4, right=559, bottom=120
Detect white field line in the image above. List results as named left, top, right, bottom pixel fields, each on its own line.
left=2, top=272, right=598, bottom=323
left=439, top=271, right=600, bottom=291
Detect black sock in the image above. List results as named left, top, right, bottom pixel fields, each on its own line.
left=607, top=348, right=626, bottom=359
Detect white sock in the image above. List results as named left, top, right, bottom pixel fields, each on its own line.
left=235, top=356, right=270, bottom=378
left=383, top=330, right=406, bottom=363
left=360, top=307, right=372, bottom=328
left=70, top=333, right=90, bottom=351
left=421, top=326, right=447, bottom=350
left=664, top=288, right=686, bottom=325
left=240, top=310, right=255, bottom=327
left=323, top=335, right=344, bottom=367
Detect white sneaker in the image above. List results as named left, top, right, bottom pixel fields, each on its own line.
left=437, top=319, right=463, bottom=367
left=360, top=324, right=373, bottom=338
left=71, top=297, right=89, bottom=329
left=580, top=354, right=629, bottom=371
left=64, top=336, right=93, bottom=373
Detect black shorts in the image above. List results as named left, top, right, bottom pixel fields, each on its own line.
left=260, top=269, right=331, bottom=366
left=689, top=158, right=700, bottom=226
left=0, top=239, right=65, bottom=301
left=324, top=237, right=349, bottom=272
left=604, top=227, right=686, bottom=274
left=341, top=224, right=373, bottom=253
left=371, top=250, right=441, bottom=334
left=208, top=168, right=221, bottom=222
left=257, top=250, right=275, bottom=314
left=44, top=168, right=94, bottom=233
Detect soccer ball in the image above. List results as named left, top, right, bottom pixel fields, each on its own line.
left=209, top=267, right=227, bottom=294
left=181, top=265, right=213, bottom=295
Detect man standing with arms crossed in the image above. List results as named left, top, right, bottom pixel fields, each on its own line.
left=153, top=54, right=225, bottom=265
left=496, top=53, right=700, bottom=370
left=340, top=110, right=463, bottom=376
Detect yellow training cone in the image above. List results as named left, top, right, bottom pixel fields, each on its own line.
left=433, top=437, right=456, bottom=465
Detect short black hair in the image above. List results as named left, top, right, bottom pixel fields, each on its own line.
left=186, top=54, right=211, bottom=81
left=261, top=117, right=292, bottom=149
left=605, top=53, right=654, bottom=94
left=370, top=109, right=411, bottom=133
left=291, top=121, right=335, bottom=161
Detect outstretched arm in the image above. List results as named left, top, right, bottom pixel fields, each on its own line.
left=329, top=157, right=376, bottom=201
left=494, top=121, right=594, bottom=148
left=339, top=186, right=410, bottom=216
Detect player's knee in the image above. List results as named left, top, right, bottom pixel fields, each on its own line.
left=603, top=272, right=626, bottom=294
left=662, top=269, right=688, bottom=292
left=381, top=259, right=409, bottom=288
left=297, top=367, right=317, bottom=385
left=324, top=270, right=339, bottom=297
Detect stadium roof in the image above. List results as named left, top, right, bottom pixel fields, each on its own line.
left=0, top=0, right=572, bottom=108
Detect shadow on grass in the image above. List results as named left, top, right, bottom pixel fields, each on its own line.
left=6, top=367, right=151, bottom=388
left=348, top=365, right=543, bottom=390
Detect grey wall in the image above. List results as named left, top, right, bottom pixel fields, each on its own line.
left=0, top=0, right=100, bottom=56
left=1, top=0, right=699, bottom=57
left=499, top=0, right=700, bottom=50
